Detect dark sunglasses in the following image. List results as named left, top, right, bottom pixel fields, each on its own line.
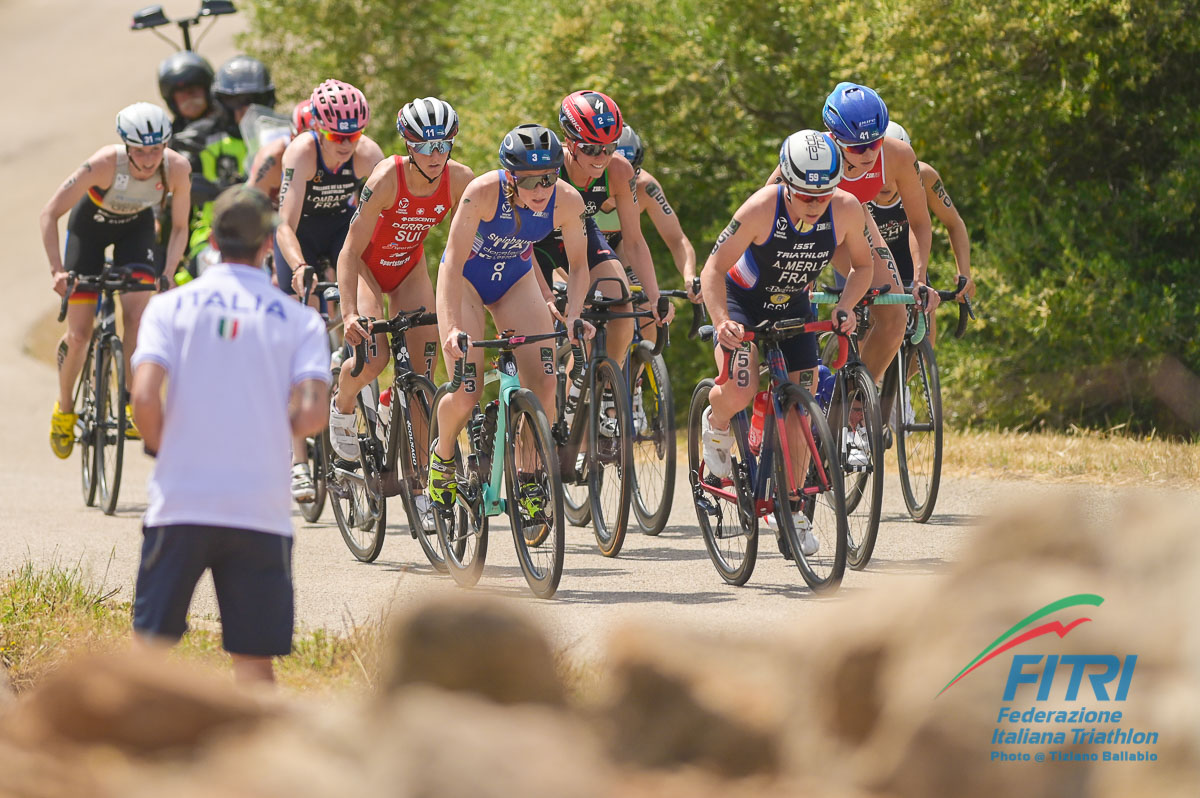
left=575, top=141, right=618, bottom=157
left=513, top=172, right=557, bottom=190
left=837, top=136, right=885, bottom=155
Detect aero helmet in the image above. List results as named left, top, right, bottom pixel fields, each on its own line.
left=615, top=123, right=645, bottom=171
left=499, top=124, right=564, bottom=172
left=214, top=55, right=276, bottom=110
left=310, top=79, right=370, bottom=134
left=397, top=97, right=459, bottom=142
left=290, top=101, right=315, bottom=136
left=558, top=90, right=623, bottom=144
left=822, top=82, right=889, bottom=144
left=116, top=102, right=172, bottom=147
left=156, top=51, right=214, bottom=115
left=779, top=130, right=843, bottom=193
left=885, top=120, right=911, bottom=145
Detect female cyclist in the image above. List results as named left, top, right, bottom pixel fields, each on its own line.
left=428, top=124, right=594, bottom=508
left=40, top=103, right=191, bottom=457
left=700, top=130, right=872, bottom=554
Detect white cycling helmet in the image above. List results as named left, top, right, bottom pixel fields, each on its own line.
left=116, top=102, right=172, bottom=147
left=779, top=129, right=843, bottom=194
left=397, top=96, right=460, bottom=142
left=885, top=120, right=910, bottom=145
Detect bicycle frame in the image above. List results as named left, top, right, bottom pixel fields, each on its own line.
left=474, top=350, right=523, bottom=517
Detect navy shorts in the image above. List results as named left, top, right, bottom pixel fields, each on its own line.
left=533, top=216, right=619, bottom=286
left=723, top=288, right=818, bottom=373
left=133, top=524, right=294, bottom=657
left=274, top=213, right=352, bottom=296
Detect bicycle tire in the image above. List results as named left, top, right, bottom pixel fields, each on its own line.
left=329, top=384, right=387, bottom=562
left=895, top=338, right=943, bottom=523
left=429, top=385, right=488, bottom=587
left=588, top=358, right=633, bottom=557
left=629, top=343, right=675, bottom=536
left=395, top=375, right=446, bottom=572
left=76, top=343, right=98, bottom=507
left=96, top=338, right=126, bottom=516
left=772, top=382, right=846, bottom=593
left=828, top=363, right=884, bottom=569
left=505, top=388, right=566, bottom=598
left=299, top=431, right=328, bottom=522
left=688, top=379, right=758, bottom=586
left=555, top=341, right=591, bottom=528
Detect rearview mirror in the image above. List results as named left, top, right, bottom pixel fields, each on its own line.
left=199, top=0, right=237, bottom=17
left=130, top=5, right=170, bottom=29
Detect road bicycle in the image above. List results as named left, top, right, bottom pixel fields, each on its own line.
left=58, top=264, right=158, bottom=515
left=430, top=330, right=567, bottom=598
left=688, top=316, right=850, bottom=590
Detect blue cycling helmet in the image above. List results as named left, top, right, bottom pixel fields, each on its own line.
left=615, top=123, right=644, bottom=171
left=499, top=123, right=564, bottom=172
left=822, top=82, right=889, bottom=144
left=779, top=130, right=842, bottom=193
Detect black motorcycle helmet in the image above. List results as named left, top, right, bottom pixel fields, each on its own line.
left=157, top=51, right=215, bottom=117
left=213, top=55, right=276, bottom=112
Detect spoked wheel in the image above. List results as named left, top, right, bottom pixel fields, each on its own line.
left=629, top=344, right=675, bottom=536
left=76, top=344, right=98, bottom=507
left=771, top=383, right=847, bottom=593
left=894, top=338, right=943, bottom=523
left=429, top=387, right=488, bottom=587
left=826, top=363, right=884, bottom=569
left=329, top=385, right=387, bottom=562
left=504, top=389, right=566, bottom=598
left=556, top=342, right=591, bottom=528
left=395, top=376, right=446, bottom=573
left=588, top=359, right=633, bottom=557
left=298, top=431, right=328, bottom=523
left=95, top=339, right=126, bottom=516
left=688, top=380, right=758, bottom=586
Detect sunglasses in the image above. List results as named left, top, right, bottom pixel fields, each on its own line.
left=409, top=139, right=454, bottom=155
left=793, top=190, right=834, bottom=204
left=318, top=127, right=364, bottom=145
left=575, top=141, right=618, bottom=157
left=513, top=172, right=557, bottom=190
left=837, top=136, right=884, bottom=155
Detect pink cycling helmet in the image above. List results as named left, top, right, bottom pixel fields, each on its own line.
left=309, top=79, right=370, bottom=134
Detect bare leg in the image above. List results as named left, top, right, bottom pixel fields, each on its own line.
left=57, top=303, right=94, bottom=411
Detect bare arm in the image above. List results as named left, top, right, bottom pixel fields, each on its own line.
left=553, top=186, right=594, bottom=340
left=163, top=152, right=193, bottom=284
left=891, top=139, right=933, bottom=289
left=40, top=147, right=113, bottom=286
left=337, top=160, right=395, bottom=343
left=700, top=190, right=772, bottom=348
left=640, top=171, right=697, bottom=297
left=131, top=361, right=167, bottom=454
left=921, top=162, right=974, bottom=298
left=245, top=139, right=285, bottom=197
left=448, top=161, right=476, bottom=210
left=289, top=378, right=331, bottom=438
left=275, top=138, right=316, bottom=277
left=610, top=158, right=669, bottom=321
left=436, top=178, right=488, bottom=358
left=831, top=198, right=874, bottom=332
left=354, top=136, right=386, bottom=176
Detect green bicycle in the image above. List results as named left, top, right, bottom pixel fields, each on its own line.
left=429, top=330, right=567, bottom=599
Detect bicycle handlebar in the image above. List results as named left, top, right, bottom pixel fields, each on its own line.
left=57, top=268, right=159, bottom=322
left=445, top=329, right=567, bottom=393
left=706, top=318, right=849, bottom=386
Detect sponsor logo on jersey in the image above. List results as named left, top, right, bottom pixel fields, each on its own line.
left=770, top=293, right=791, bottom=305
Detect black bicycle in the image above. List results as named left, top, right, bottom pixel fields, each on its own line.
left=58, top=264, right=158, bottom=515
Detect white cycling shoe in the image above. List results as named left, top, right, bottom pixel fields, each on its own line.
left=701, top=406, right=734, bottom=479
left=291, top=463, right=316, bottom=503
left=413, top=493, right=436, bottom=533
left=845, top=427, right=871, bottom=469
left=792, top=513, right=820, bottom=557
left=329, top=398, right=360, bottom=460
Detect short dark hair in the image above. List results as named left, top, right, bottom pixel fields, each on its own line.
left=212, top=186, right=277, bottom=260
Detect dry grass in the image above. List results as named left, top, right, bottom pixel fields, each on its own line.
left=942, top=425, right=1199, bottom=486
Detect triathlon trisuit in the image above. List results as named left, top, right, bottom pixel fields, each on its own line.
left=724, top=187, right=838, bottom=371
left=274, top=131, right=361, bottom=295
left=64, top=148, right=166, bottom=300
left=866, top=196, right=914, bottom=283
left=839, top=145, right=887, bottom=204
left=533, top=164, right=618, bottom=283
left=459, top=171, right=556, bottom=305
left=360, top=156, right=452, bottom=292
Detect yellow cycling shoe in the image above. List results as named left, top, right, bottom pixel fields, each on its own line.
left=125, top=404, right=141, bottom=440
left=50, top=402, right=77, bottom=459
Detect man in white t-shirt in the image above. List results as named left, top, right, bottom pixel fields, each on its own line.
left=130, top=186, right=330, bottom=684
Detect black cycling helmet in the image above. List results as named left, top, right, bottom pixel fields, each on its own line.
left=213, top=55, right=276, bottom=111
left=615, top=123, right=644, bottom=171
left=498, top=124, right=564, bottom=172
left=157, top=51, right=214, bottom=117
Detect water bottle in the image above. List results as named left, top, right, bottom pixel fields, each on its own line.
left=747, top=390, right=769, bottom=455
left=376, top=388, right=392, bottom=441
left=816, top=364, right=835, bottom=410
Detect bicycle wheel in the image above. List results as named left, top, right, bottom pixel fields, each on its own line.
left=95, top=338, right=126, bottom=516
left=629, top=343, right=675, bottom=536
left=688, top=380, right=758, bottom=586
left=588, top=359, right=633, bottom=557
left=329, top=385, right=387, bottom=562
left=396, top=375, right=447, bottom=573
left=299, top=431, right=327, bottom=523
left=895, top=338, right=943, bottom=523
left=556, top=342, right=591, bottom=528
left=76, top=343, right=98, bottom=507
left=429, top=386, right=488, bottom=587
left=827, top=364, right=884, bottom=569
left=772, top=383, right=847, bottom=593
left=505, top=388, right=565, bottom=598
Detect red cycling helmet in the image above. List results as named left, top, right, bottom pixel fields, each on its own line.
left=558, top=90, right=623, bottom=145
left=309, top=79, right=370, bottom=134
left=291, top=100, right=315, bottom=136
